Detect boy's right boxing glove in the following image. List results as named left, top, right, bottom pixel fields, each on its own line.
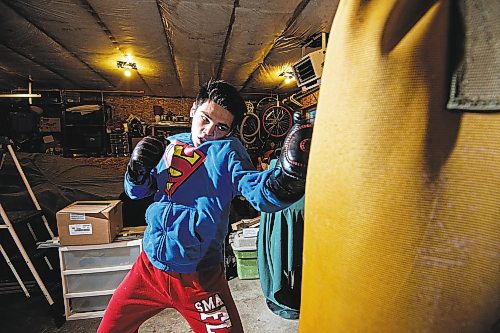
left=267, top=112, right=313, bottom=201
left=127, top=136, right=167, bottom=185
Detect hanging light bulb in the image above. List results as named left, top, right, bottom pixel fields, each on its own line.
left=124, top=70, right=132, bottom=77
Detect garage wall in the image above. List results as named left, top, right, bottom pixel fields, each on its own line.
left=104, top=95, right=194, bottom=123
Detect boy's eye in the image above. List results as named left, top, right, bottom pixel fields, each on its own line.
left=217, top=124, right=230, bottom=132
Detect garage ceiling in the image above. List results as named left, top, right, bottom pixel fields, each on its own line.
left=0, top=0, right=339, bottom=98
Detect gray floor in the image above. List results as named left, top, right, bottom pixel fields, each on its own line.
left=48, top=278, right=299, bottom=333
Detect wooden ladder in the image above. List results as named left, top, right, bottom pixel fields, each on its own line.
left=0, top=143, right=56, bottom=305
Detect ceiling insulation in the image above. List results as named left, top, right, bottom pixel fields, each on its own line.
left=0, top=0, right=339, bottom=98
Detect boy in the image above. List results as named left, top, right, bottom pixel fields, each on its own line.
left=98, top=79, right=312, bottom=333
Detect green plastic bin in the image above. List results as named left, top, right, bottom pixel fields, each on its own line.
left=233, top=249, right=258, bottom=280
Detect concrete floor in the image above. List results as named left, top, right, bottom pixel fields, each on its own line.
left=1, top=278, right=299, bottom=333
left=139, top=278, right=299, bottom=333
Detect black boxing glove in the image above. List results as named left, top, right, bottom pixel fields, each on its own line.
left=127, top=136, right=167, bottom=185
left=267, top=112, right=313, bottom=201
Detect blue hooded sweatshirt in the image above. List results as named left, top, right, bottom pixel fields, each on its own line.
left=124, top=133, right=289, bottom=273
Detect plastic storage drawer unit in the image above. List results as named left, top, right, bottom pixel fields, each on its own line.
left=59, top=239, right=142, bottom=320
left=70, top=294, right=113, bottom=313
left=62, top=244, right=140, bottom=270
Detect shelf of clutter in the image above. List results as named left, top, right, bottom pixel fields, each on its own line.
left=150, top=121, right=191, bottom=136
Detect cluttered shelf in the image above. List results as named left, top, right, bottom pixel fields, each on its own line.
left=149, top=121, right=190, bottom=136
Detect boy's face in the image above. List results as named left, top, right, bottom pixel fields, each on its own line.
left=190, top=100, right=234, bottom=147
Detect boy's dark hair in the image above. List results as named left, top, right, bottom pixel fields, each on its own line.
left=195, top=79, right=246, bottom=128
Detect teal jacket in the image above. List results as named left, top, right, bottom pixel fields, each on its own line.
left=258, top=159, right=304, bottom=319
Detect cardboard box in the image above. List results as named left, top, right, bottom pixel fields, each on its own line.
left=231, top=216, right=260, bottom=231
left=39, top=117, right=61, bottom=132
left=56, top=200, right=123, bottom=246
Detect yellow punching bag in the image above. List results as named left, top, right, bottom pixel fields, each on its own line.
left=300, top=0, right=500, bottom=332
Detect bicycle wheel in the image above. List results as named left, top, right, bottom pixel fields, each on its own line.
left=256, top=96, right=278, bottom=113
left=240, top=134, right=257, bottom=145
left=261, top=105, right=293, bottom=138
left=240, top=112, right=260, bottom=138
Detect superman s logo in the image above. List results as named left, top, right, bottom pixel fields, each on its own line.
left=165, top=142, right=206, bottom=197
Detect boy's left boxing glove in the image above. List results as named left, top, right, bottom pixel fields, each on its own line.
left=267, top=112, right=313, bottom=201
left=127, top=136, right=167, bottom=185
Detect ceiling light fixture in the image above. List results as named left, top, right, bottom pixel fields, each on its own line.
left=117, top=60, right=137, bottom=77
left=0, top=93, right=42, bottom=98
left=279, top=71, right=295, bottom=84
left=0, top=75, right=41, bottom=102
left=117, top=60, right=137, bottom=70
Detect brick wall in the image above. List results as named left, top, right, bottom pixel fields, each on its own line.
left=300, top=90, right=319, bottom=108
left=104, top=96, right=195, bottom=123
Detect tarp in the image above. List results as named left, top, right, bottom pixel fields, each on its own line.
left=0, top=152, right=124, bottom=230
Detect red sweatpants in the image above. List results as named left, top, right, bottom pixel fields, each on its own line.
left=97, top=251, right=243, bottom=333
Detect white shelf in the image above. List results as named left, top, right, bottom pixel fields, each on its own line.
left=65, top=289, right=116, bottom=298
left=62, top=265, right=133, bottom=275
left=66, top=310, right=106, bottom=321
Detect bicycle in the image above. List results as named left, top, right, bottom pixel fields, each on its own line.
left=239, top=101, right=261, bottom=145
